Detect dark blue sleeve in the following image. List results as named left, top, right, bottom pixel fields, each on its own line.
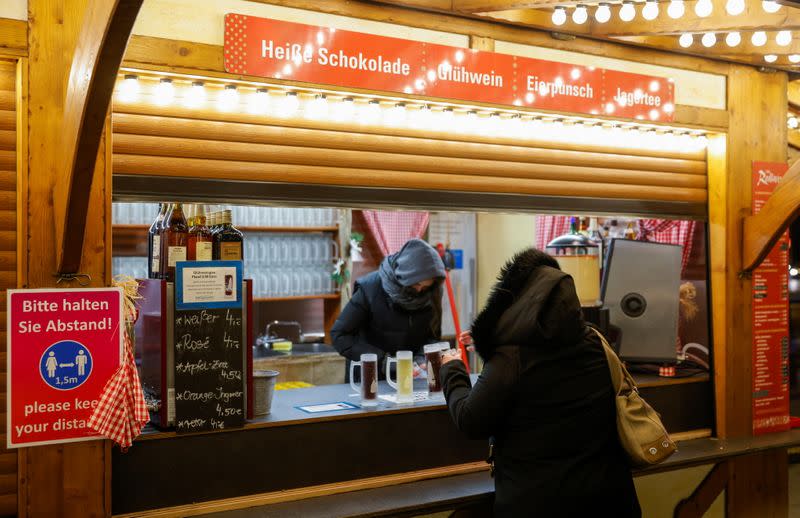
left=330, top=285, right=385, bottom=362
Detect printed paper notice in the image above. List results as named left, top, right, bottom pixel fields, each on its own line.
left=175, top=261, right=243, bottom=310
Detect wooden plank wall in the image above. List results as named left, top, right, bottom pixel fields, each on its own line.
left=0, top=59, right=17, bottom=518
left=111, top=91, right=709, bottom=207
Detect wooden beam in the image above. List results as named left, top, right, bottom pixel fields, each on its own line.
left=454, top=0, right=561, bottom=12
left=674, top=462, right=729, bottom=518
left=584, top=3, right=800, bottom=37
left=789, top=80, right=800, bottom=108
left=58, top=0, right=144, bottom=275
left=727, top=451, right=789, bottom=516
left=708, top=64, right=787, bottom=440
left=742, top=158, right=800, bottom=272
left=0, top=18, right=26, bottom=57
left=24, top=0, right=140, bottom=515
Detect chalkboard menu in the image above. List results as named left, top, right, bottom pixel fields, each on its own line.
left=173, top=307, right=245, bottom=433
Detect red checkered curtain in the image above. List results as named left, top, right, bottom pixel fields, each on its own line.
left=638, top=219, right=697, bottom=274
left=361, top=210, right=430, bottom=256
left=535, top=216, right=572, bottom=250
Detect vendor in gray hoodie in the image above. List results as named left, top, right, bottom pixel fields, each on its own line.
left=331, top=238, right=446, bottom=381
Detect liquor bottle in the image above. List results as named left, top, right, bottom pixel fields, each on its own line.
left=578, top=217, right=590, bottom=237
left=160, top=203, right=188, bottom=282
left=569, top=216, right=579, bottom=235
left=623, top=221, right=638, bottom=240
left=147, top=203, right=167, bottom=279
left=188, top=205, right=213, bottom=261
left=214, top=209, right=244, bottom=261
left=209, top=211, right=219, bottom=235
left=588, top=217, right=604, bottom=271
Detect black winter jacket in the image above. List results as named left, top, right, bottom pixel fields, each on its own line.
left=331, top=272, right=439, bottom=379
left=440, top=249, right=641, bottom=518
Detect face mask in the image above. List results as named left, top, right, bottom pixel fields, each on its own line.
left=402, top=286, right=424, bottom=299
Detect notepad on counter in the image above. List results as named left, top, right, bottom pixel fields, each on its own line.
left=378, top=391, right=429, bottom=404
left=296, top=402, right=359, bottom=413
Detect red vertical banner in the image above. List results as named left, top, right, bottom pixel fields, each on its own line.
left=751, top=161, right=791, bottom=435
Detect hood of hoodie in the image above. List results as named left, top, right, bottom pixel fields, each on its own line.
left=471, top=248, right=585, bottom=361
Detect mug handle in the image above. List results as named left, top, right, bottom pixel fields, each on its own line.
left=385, top=356, right=397, bottom=390
left=350, top=361, right=361, bottom=393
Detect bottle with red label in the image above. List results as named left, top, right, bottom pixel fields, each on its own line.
left=160, top=202, right=188, bottom=282
left=213, top=209, right=244, bottom=261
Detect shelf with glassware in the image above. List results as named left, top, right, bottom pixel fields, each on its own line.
left=111, top=202, right=345, bottom=302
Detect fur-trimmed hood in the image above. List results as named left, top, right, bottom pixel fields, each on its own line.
left=472, top=248, right=585, bottom=361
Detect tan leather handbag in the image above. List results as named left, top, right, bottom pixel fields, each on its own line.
left=593, top=329, right=677, bottom=467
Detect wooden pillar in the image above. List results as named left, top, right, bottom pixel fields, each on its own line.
left=20, top=0, right=113, bottom=516
left=708, top=64, right=789, bottom=515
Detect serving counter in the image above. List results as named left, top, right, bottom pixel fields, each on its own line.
left=113, top=373, right=712, bottom=515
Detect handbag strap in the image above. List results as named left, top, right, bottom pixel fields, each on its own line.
left=590, top=327, right=638, bottom=396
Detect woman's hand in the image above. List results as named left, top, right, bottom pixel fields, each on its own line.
left=441, top=348, right=462, bottom=365
left=459, top=331, right=476, bottom=352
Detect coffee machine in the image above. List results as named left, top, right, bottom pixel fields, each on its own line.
left=601, top=239, right=682, bottom=363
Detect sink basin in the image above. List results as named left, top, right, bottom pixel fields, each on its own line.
left=252, top=343, right=338, bottom=358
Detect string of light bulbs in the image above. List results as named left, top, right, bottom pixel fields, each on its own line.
left=114, top=73, right=709, bottom=153
left=552, top=0, right=782, bottom=25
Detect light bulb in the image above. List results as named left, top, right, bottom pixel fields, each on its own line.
left=642, top=0, right=659, bottom=20
left=117, top=74, right=140, bottom=103
left=572, top=5, right=589, bottom=24
left=752, top=31, right=768, bottom=47
left=595, top=3, right=612, bottom=22
left=764, top=54, right=778, bottom=63
left=247, top=88, right=270, bottom=115
left=361, top=100, right=381, bottom=125
left=725, top=0, right=745, bottom=15
left=154, top=78, right=175, bottom=106
left=620, top=1, right=636, bottom=21
left=667, top=0, right=685, bottom=18
left=464, top=111, right=479, bottom=134
left=790, top=54, right=800, bottom=64
left=277, top=91, right=300, bottom=117
left=694, top=0, right=712, bottom=17
left=384, top=102, right=407, bottom=126
left=726, top=32, right=742, bottom=47
left=762, top=0, right=781, bottom=12
left=552, top=6, right=567, bottom=25
left=184, top=81, right=206, bottom=108
left=777, top=30, right=792, bottom=46
left=332, top=97, right=355, bottom=122
left=679, top=33, right=693, bottom=48
left=438, top=108, right=456, bottom=132
left=305, top=94, right=329, bottom=120
left=410, top=104, right=433, bottom=129
left=218, top=85, right=239, bottom=111
left=701, top=33, right=717, bottom=47
left=789, top=116, right=799, bottom=129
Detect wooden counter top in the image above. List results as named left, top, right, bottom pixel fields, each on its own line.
left=138, top=372, right=711, bottom=441
left=202, top=430, right=800, bottom=518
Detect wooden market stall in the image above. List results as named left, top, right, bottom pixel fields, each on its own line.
left=0, top=0, right=798, bottom=516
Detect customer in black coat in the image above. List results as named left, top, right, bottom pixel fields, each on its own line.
left=331, top=239, right=446, bottom=380
left=440, top=248, right=641, bottom=517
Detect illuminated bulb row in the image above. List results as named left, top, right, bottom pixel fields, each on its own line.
left=554, top=0, right=782, bottom=25
left=115, top=75, right=708, bottom=152
left=788, top=115, right=799, bottom=130
left=678, top=30, right=797, bottom=63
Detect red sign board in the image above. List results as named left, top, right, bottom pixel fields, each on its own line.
left=751, top=161, right=791, bottom=435
left=7, top=288, right=123, bottom=448
left=224, top=14, right=675, bottom=122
